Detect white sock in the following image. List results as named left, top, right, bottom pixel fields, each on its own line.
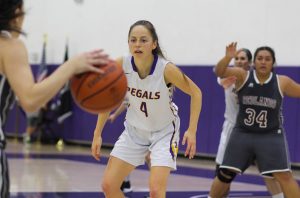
left=272, top=193, right=284, bottom=198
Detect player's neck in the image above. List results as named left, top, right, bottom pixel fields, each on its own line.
left=257, top=73, right=271, bottom=84
left=134, top=56, right=154, bottom=78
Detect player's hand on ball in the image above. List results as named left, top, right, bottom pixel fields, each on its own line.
left=69, top=49, right=110, bottom=75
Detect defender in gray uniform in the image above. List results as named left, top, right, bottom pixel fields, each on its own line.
left=211, top=48, right=283, bottom=198
left=210, top=43, right=300, bottom=198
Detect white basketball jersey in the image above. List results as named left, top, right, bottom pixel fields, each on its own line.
left=217, top=78, right=239, bottom=124
left=224, top=84, right=239, bottom=123
left=122, top=55, right=178, bottom=131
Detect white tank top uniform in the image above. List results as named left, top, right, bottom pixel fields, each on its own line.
left=110, top=55, right=180, bottom=170
left=215, top=77, right=239, bottom=164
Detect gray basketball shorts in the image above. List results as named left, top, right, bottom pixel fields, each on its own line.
left=220, top=127, right=291, bottom=177
left=111, top=117, right=180, bottom=170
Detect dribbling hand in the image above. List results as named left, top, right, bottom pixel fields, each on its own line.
left=69, top=49, right=110, bottom=75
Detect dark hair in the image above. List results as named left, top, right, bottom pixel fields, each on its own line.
left=0, top=0, right=25, bottom=33
left=254, top=46, right=276, bottom=65
left=128, top=20, right=165, bottom=58
left=239, top=48, right=252, bottom=61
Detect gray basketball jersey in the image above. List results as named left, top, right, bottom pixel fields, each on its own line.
left=236, top=70, right=283, bottom=132
left=122, top=55, right=178, bottom=131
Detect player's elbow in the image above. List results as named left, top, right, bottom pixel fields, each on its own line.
left=214, top=66, right=226, bottom=78
left=18, top=98, right=42, bottom=113
left=191, top=86, right=202, bottom=100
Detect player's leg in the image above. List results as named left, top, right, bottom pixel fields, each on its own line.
left=102, top=156, right=135, bottom=198
left=263, top=177, right=283, bottom=198
left=120, top=152, right=151, bottom=194
left=149, top=166, right=171, bottom=198
left=255, top=131, right=300, bottom=198
left=209, top=165, right=231, bottom=198
left=212, top=120, right=235, bottom=197
left=209, top=129, right=253, bottom=198
left=209, top=168, right=238, bottom=198
left=107, top=123, right=149, bottom=197
left=149, top=117, right=180, bottom=198
left=272, top=171, right=300, bottom=198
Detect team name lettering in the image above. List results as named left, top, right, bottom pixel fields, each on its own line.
left=127, top=87, right=160, bottom=100
left=242, top=96, right=277, bottom=109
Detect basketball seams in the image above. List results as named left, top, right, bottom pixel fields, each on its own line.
left=70, top=61, right=127, bottom=114
left=73, top=74, right=90, bottom=98
left=81, top=71, right=125, bottom=106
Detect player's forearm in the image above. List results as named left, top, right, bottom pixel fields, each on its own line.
left=94, top=112, right=110, bottom=137
left=188, top=87, right=202, bottom=133
left=113, top=105, right=126, bottom=118
left=214, top=56, right=232, bottom=78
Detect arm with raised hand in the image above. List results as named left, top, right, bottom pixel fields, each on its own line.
left=214, top=42, right=247, bottom=88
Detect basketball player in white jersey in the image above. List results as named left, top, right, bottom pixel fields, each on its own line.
left=91, top=20, right=202, bottom=198
left=0, top=1, right=108, bottom=197
left=211, top=48, right=283, bottom=198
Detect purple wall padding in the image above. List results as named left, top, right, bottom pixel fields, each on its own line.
left=4, top=65, right=300, bottom=163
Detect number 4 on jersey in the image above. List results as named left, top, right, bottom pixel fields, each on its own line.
left=140, top=102, right=148, bottom=117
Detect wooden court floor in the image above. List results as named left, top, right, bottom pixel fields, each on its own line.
left=6, top=139, right=300, bottom=198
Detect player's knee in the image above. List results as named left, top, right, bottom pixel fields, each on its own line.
left=273, top=171, right=293, bottom=183
left=149, top=180, right=166, bottom=198
left=149, top=184, right=161, bottom=198
left=101, top=178, right=114, bottom=193
left=217, top=168, right=237, bottom=183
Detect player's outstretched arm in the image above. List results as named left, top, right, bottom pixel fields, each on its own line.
left=279, top=75, right=300, bottom=98
left=4, top=39, right=108, bottom=112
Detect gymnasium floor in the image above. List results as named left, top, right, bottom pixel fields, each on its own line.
left=7, top=139, right=300, bottom=198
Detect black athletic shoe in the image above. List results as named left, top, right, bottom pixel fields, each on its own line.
left=120, top=181, right=133, bottom=193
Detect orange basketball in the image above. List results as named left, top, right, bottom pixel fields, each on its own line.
left=70, top=61, right=127, bottom=114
